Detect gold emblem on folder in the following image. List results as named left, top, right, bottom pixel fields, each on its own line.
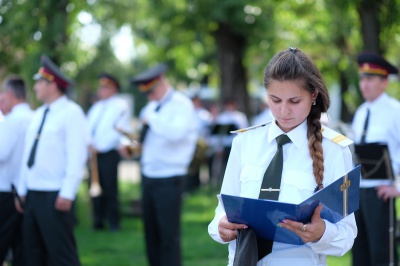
left=340, top=180, right=351, bottom=191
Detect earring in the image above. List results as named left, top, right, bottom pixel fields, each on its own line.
left=312, top=101, right=316, bottom=106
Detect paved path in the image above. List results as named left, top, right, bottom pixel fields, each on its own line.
left=118, top=160, right=141, bottom=183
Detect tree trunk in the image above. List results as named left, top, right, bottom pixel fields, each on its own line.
left=42, top=0, right=70, bottom=64
left=357, top=0, right=382, bottom=53
left=339, top=71, right=353, bottom=123
left=213, top=22, right=250, bottom=118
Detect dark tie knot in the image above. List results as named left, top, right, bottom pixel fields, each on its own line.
left=276, top=134, right=291, bottom=146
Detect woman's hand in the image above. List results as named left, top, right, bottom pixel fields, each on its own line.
left=218, top=215, right=248, bottom=242
left=278, top=205, right=326, bottom=243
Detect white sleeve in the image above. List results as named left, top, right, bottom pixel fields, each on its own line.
left=59, top=107, right=89, bottom=200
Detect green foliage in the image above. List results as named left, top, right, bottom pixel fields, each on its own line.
left=1, top=0, right=400, bottom=116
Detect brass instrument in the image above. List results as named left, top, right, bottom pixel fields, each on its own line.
left=89, top=151, right=102, bottom=197
left=114, top=126, right=142, bottom=158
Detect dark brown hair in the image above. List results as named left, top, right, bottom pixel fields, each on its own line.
left=263, top=47, right=330, bottom=191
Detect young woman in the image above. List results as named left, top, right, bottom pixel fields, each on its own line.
left=208, top=47, right=357, bottom=266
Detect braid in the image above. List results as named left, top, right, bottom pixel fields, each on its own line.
left=307, top=107, right=324, bottom=192
left=263, top=47, right=330, bottom=192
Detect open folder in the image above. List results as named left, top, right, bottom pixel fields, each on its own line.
left=221, top=165, right=361, bottom=245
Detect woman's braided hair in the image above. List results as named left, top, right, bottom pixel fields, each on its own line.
left=263, top=47, right=330, bottom=191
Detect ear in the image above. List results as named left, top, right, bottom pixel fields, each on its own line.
left=312, top=91, right=319, bottom=101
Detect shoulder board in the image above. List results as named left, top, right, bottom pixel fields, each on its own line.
left=230, top=120, right=272, bottom=134
left=321, top=125, right=353, bottom=147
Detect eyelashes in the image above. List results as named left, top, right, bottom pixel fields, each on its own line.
left=271, top=99, right=300, bottom=104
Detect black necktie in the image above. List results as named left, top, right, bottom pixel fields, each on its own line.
left=233, top=134, right=292, bottom=265
left=27, top=107, right=49, bottom=168
left=259, top=134, right=292, bottom=200
left=360, top=108, right=370, bottom=144
left=139, top=104, right=161, bottom=143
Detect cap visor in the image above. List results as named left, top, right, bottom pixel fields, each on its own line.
left=33, top=73, right=44, bottom=80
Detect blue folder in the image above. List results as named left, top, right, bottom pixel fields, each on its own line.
left=221, top=165, right=361, bottom=245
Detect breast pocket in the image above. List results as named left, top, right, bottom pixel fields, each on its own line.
left=280, top=170, right=315, bottom=203
left=239, top=165, right=265, bottom=198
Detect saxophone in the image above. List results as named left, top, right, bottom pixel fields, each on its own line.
left=114, top=126, right=141, bottom=158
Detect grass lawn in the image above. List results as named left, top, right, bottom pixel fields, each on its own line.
left=74, top=179, right=357, bottom=266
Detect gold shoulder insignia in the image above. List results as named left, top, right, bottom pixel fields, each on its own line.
left=230, top=120, right=272, bottom=134
left=321, top=125, right=353, bottom=147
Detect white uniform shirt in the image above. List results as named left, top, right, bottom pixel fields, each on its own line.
left=0, top=103, right=33, bottom=191
left=351, top=93, right=400, bottom=187
left=18, top=96, right=89, bottom=200
left=208, top=119, right=357, bottom=266
left=87, top=95, right=132, bottom=153
left=195, top=107, right=213, bottom=140
left=140, top=88, right=198, bottom=178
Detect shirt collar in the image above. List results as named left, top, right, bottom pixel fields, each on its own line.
left=45, top=95, right=68, bottom=111
left=9, top=102, right=30, bottom=114
left=158, top=87, right=174, bottom=105
left=268, top=118, right=308, bottom=149
left=100, top=94, right=118, bottom=105
left=365, top=92, right=387, bottom=110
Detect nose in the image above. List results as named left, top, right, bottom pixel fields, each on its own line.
left=280, top=102, right=290, bottom=117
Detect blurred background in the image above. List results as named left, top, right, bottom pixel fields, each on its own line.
left=1, top=1, right=400, bottom=265
left=0, top=0, right=399, bottom=123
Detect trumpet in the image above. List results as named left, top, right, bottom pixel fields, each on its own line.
left=89, top=151, right=102, bottom=197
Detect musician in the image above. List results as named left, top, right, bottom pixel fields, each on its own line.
left=0, top=75, right=32, bottom=265
left=209, top=97, right=249, bottom=186
left=16, top=55, right=89, bottom=265
left=351, top=52, right=400, bottom=266
left=131, top=63, right=198, bottom=266
left=186, top=95, right=213, bottom=192
left=87, top=73, right=132, bottom=231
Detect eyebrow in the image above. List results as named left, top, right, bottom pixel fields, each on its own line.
left=269, top=95, right=302, bottom=100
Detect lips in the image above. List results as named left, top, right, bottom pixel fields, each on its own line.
left=279, top=118, right=292, bottom=123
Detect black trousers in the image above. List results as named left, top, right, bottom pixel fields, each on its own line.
left=91, top=149, right=121, bottom=230
left=0, top=192, right=23, bottom=265
left=23, top=190, right=80, bottom=266
left=352, top=188, right=398, bottom=266
left=141, top=174, right=183, bottom=266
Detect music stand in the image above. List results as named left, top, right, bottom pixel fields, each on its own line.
left=210, top=123, right=238, bottom=136
left=354, top=142, right=395, bottom=265
left=354, top=142, right=394, bottom=180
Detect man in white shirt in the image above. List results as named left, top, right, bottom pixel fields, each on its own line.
left=16, top=55, right=89, bottom=266
left=131, top=63, right=198, bottom=266
left=351, top=52, right=400, bottom=266
left=209, top=98, right=249, bottom=186
left=186, top=95, right=213, bottom=192
left=0, top=75, right=33, bottom=266
left=87, top=73, right=132, bottom=231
